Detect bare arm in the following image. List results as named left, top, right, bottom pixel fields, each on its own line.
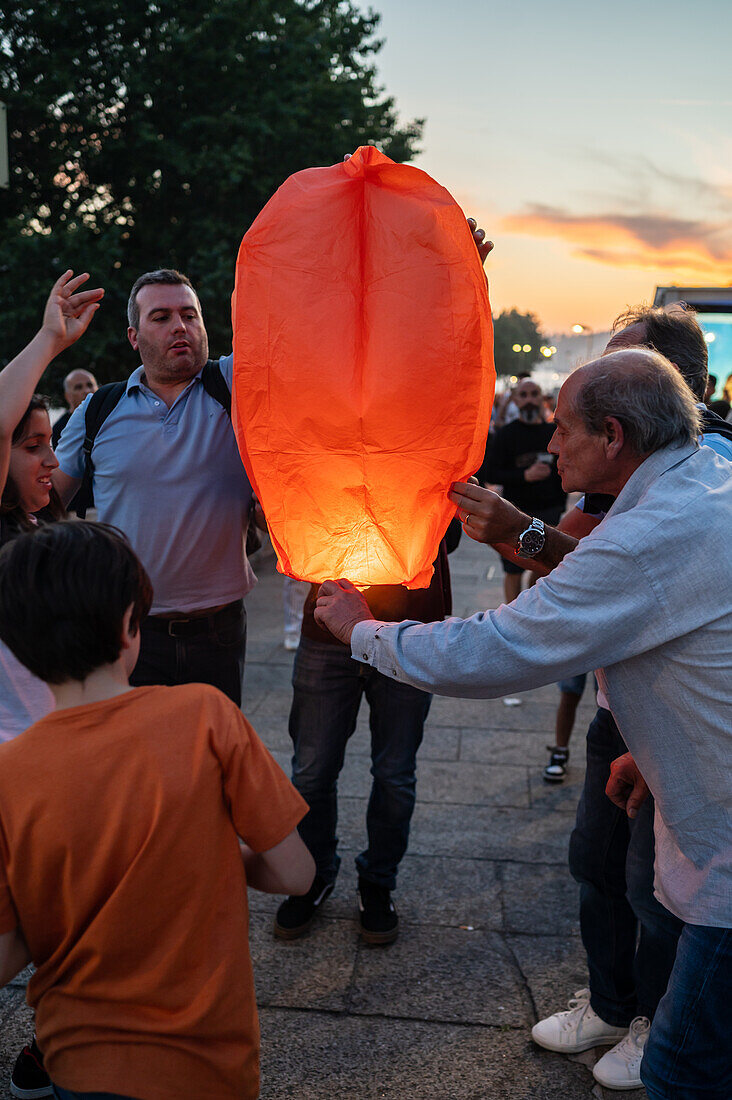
left=0, top=271, right=103, bottom=497
left=240, top=828, right=315, bottom=895
left=0, top=927, right=31, bottom=987
left=53, top=468, right=83, bottom=508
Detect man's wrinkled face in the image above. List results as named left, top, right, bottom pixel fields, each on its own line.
left=64, top=370, right=97, bottom=411
left=514, top=381, right=544, bottom=423
left=128, top=284, right=209, bottom=384
left=548, top=375, right=609, bottom=493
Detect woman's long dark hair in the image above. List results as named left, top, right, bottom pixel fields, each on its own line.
left=0, top=394, right=65, bottom=537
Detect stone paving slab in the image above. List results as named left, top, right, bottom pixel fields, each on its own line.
left=415, top=759, right=531, bottom=808
left=258, top=1010, right=602, bottom=1099
left=361, top=801, right=573, bottom=865
left=501, top=863, right=581, bottom=935
left=251, top=913, right=356, bottom=1013
left=349, top=926, right=532, bottom=1027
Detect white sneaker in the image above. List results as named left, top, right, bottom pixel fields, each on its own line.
left=531, top=988, right=628, bottom=1053
left=592, top=1016, right=650, bottom=1090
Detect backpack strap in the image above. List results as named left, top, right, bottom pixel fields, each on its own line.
left=200, top=358, right=231, bottom=417
left=77, top=381, right=127, bottom=518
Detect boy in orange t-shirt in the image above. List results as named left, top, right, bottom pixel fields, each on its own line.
left=0, top=522, right=314, bottom=1100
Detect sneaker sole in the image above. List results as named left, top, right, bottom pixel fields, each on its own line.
left=359, top=922, right=399, bottom=945
left=273, top=914, right=316, bottom=940
left=10, top=1085, right=54, bottom=1099
left=531, top=1028, right=627, bottom=1054
left=542, top=773, right=566, bottom=784
left=591, top=1072, right=643, bottom=1090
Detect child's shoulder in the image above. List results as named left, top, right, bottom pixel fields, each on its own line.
left=138, top=682, right=240, bottom=720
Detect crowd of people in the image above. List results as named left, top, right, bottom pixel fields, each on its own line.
left=0, top=228, right=729, bottom=1100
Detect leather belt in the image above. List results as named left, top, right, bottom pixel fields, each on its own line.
left=144, top=599, right=243, bottom=638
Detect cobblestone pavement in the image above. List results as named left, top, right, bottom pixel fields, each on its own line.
left=0, top=535, right=647, bottom=1099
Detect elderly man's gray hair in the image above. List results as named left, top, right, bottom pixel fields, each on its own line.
left=574, top=350, right=702, bottom=454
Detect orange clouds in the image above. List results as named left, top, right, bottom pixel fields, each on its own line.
left=503, top=203, right=732, bottom=283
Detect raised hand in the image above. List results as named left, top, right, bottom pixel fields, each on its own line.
left=467, top=217, right=494, bottom=265
left=42, top=270, right=104, bottom=351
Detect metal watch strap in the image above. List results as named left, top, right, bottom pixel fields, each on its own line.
left=517, top=517, right=545, bottom=558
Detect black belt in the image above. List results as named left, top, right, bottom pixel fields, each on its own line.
left=144, top=599, right=243, bottom=638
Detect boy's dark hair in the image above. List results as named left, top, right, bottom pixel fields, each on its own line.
left=127, top=269, right=198, bottom=329
left=0, top=522, right=153, bottom=684
left=612, top=304, right=708, bottom=401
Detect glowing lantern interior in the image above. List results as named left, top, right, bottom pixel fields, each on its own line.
left=232, top=145, right=495, bottom=587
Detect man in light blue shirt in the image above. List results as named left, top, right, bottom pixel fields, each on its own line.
left=314, top=350, right=732, bottom=1100
left=54, top=270, right=255, bottom=705
left=452, top=300, right=732, bottom=1091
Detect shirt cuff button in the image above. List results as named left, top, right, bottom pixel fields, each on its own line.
left=362, top=653, right=369, bottom=660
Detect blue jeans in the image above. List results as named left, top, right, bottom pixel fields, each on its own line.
left=289, top=637, right=431, bottom=890
left=130, top=601, right=246, bottom=705
left=53, top=1089, right=138, bottom=1100
left=641, top=924, right=732, bottom=1099
left=568, top=707, right=683, bottom=1025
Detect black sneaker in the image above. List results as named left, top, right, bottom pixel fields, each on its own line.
left=10, top=1037, right=53, bottom=1099
left=543, top=746, right=569, bottom=784
left=357, top=877, right=398, bottom=945
left=274, top=875, right=333, bottom=939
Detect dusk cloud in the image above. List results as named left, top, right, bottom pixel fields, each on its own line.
left=503, top=201, right=732, bottom=279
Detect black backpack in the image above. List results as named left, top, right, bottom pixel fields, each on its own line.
left=76, top=359, right=232, bottom=519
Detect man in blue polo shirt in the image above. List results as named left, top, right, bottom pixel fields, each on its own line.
left=54, top=270, right=255, bottom=705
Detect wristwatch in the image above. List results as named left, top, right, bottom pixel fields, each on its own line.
left=517, top=517, right=546, bottom=558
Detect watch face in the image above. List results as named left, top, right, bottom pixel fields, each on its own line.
left=521, top=530, right=544, bottom=555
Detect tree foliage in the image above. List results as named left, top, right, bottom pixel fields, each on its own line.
left=492, top=309, right=546, bottom=377
left=0, top=0, right=423, bottom=397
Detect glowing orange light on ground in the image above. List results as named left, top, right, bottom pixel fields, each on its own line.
left=232, top=145, right=495, bottom=587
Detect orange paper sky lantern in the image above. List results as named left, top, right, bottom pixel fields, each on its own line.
left=232, top=145, right=495, bottom=588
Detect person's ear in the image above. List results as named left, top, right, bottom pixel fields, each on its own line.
left=120, top=603, right=138, bottom=650
left=603, top=416, right=625, bottom=459
left=127, top=326, right=139, bottom=351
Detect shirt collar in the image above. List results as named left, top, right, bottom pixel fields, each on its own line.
left=125, top=363, right=205, bottom=396
left=608, top=441, right=698, bottom=518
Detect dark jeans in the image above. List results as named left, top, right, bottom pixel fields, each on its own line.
left=289, top=637, right=431, bottom=890
left=130, top=601, right=246, bottom=706
left=641, top=924, right=732, bottom=1099
left=568, top=706, right=683, bottom=1025
left=53, top=1089, right=138, bottom=1100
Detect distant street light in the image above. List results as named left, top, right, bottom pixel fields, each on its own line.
left=522, top=344, right=532, bottom=353
left=571, top=323, right=594, bottom=360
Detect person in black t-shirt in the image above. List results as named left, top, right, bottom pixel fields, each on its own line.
left=274, top=527, right=460, bottom=948
left=484, top=378, right=566, bottom=602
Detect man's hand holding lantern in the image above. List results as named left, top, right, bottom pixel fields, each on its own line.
left=314, top=579, right=375, bottom=644
left=449, top=479, right=530, bottom=547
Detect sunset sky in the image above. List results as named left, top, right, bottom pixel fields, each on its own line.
left=360, top=0, right=732, bottom=334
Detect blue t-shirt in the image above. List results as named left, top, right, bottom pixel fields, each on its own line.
left=56, top=355, right=255, bottom=615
